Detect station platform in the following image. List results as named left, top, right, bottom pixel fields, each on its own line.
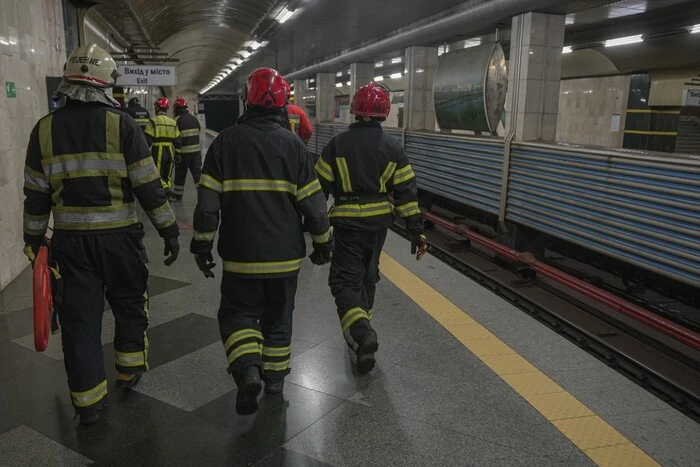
left=1, top=133, right=698, bottom=467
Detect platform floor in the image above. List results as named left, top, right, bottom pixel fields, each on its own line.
left=1, top=133, right=699, bottom=466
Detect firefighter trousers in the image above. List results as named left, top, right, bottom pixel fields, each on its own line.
left=218, top=273, right=298, bottom=384
left=152, top=144, right=174, bottom=189
left=172, top=152, right=202, bottom=198
left=328, top=227, right=388, bottom=340
left=51, top=227, right=149, bottom=415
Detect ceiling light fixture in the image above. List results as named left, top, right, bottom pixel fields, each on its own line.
left=562, top=46, right=573, bottom=54
left=336, top=82, right=343, bottom=88
left=374, top=76, right=384, bottom=82
left=239, top=50, right=252, bottom=58
left=278, top=8, right=295, bottom=24
left=604, top=34, right=643, bottom=47
left=336, top=71, right=343, bottom=77
left=375, top=61, right=384, bottom=68
left=389, top=73, right=402, bottom=79
left=391, top=57, right=402, bottom=64
left=464, top=39, right=480, bottom=48
left=250, top=41, right=263, bottom=50
left=346, top=81, right=351, bottom=86
left=691, top=24, right=700, bottom=34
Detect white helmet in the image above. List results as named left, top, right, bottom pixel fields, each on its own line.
left=63, top=44, right=118, bottom=88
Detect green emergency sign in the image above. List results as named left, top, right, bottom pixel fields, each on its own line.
left=5, top=82, right=16, bottom=98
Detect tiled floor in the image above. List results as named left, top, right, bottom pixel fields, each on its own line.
left=0, top=133, right=698, bottom=466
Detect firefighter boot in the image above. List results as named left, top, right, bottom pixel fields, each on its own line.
left=116, top=372, right=142, bottom=389
left=346, top=321, right=379, bottom=375
left=265, top=379, right=284, bottom=395
left=236, top=365, right=263, bottom=415
left=76, top=398, right=108, bottom=425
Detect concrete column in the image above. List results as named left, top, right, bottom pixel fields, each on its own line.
left=293, top=78, right=307, bottom=113
left=505, top=12, right=565, bottom=141
left=404, top=46, right=438, bottom=131
left=349, top=63, right=374, bottom=98
left=315, top=73, right=336, bottom=123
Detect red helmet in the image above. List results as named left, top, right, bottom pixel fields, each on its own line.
left=350, top=82, right=390, bottom=118
left=245, top=67, right=287, bottom=108
left=155, top=97, right=170, bottom=110
left=174, top=97, right=187, bottom=108
left=283, top=79, right=291, bottom=97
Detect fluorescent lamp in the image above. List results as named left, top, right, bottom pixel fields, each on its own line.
left=416, top=68, right=424, bottom=73
left=278, top=8, right=295, bottom=23
left=691, top=24, right=700, bottom=34
left=389, top=73, right=402, bottom=79
left=464, top=39, right=480, bottom=48
left=346, top=81, right=351, bottom=86
left=604, top=34, right=643, bottom=47
left=562, top=46, right=572, bottom=54
left=391, top=57, right=402, bottom=64
left=239, top=50, right=252, bottom=58
left=336, top=71, right=343, bottom=77
left=250, top=41, right=263, bottom=50
left=375, top=61, right=384, bottom=68
left=336, top=82, right=343, bottom=88
left=374, top=76, right=384, bottom=82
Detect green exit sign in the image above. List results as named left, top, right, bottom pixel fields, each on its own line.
left=5, top=82, right=16, bottom=98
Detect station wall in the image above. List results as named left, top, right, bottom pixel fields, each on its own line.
left=0, top=0, right=66, bottom=289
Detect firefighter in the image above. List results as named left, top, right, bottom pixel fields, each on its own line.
left=191, top=67, right=333, bottom=415
left=283, top=80, right=313, bottom=144
left=144, top=97, right=181, bottom=191
left=171, top=97, right=202, bottom=201
left=315, top=81, right=427, bottom=375
left=22, top=44, right=180, bottom=425
left=124, top=97, right=150, bottom=133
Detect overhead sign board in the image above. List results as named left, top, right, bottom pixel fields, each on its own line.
left=116, top=66, right=176, bottom=86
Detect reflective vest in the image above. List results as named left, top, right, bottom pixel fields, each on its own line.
left=144, top=114, right=180, bottom=189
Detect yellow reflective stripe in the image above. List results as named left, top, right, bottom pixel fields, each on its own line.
left=71, top=380, right=107, bottom=408
left=336, top=157, right=353, bottom=192
left=146, top=202, right=176, bottom=230
left=296, top=179, right=322, bottom=201
left=24, top=166, right=50, bottom=193
left=315, top=157, right=335, bottom=182
left=180, top=129, right=200, bottom=137
left=48, top=169, right=128, bottom=181
left=223, top=179, right=296, bottom=194
left=224, top=329, right=263, bottom=352
left=105, top=111, right=120, bottom=153
left=263, top=361, right=290, bottom=372
left=262, top=346, right=291, bottom=357
left=368, top=309, right=374, bottom=320
left=39, top=115, right=53, bottom=158
left=199, top=174, right=223, bottom=193
left=223, top=258, right=304, bottom=275
left=329, top=201, right=393, bottom=218
left=128, top=158, right=161, bottom=188
left=228, top=342, right=262, bottom=364
left=395, top=201, right=421, bottom=218
left=135, top=118, right=150, bottom=123
left=379, top=162, right=397, bottom=193
left=53, top=204, right=135, bottom=213
left=53, top=208, right=139, bottom=231
left=311, top=228, right=332, bottom=244
left=24, top=212, right=50, bottom=235
left=393, top=165, right=415, bottom=185
left=115, top=350, right=146, bottom=367
left=42, top=152, right=125, bottom=164
left=194, top=230, right=216, bottom=241
left=341, top=307, right=370, bottom=331
left=180, top=144, right=201, bottom=153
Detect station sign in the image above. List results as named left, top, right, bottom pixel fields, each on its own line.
left=116, top=66, right=176, bottom=86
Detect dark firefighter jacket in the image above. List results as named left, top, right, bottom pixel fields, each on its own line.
left=23, top=100, right=179, bottom=244
left=191, top=111, right=331, bottom=278
left=315, top=120, right=422, bottom=232
left=124, top=103, right=150, bottom=132
left=175, top=110, right=201, bottom=157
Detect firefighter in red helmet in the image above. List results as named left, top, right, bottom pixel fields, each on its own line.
left=191, top=67, right=333, bottom=415
left=144, top=97, right=181, bottom=191
left=315, top=81, right=427, bottom=374
left=171, top=97, right=202, bottom=201
left=282, top=80, right=313, bottom=144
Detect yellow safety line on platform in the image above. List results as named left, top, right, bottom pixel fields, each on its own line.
left=380, top=252, right=659, bottom=467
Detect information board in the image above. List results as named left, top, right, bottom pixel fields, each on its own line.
left=116, top=66, right=176, bottom=86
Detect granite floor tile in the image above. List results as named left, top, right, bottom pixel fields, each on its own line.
left=0, top=425, right=93, bottom=466
left=144, top=313, right=220, bottom=369
left=0, top=306, right=33, bottom=344
left=254, top=448, right=333, bottom=467
left=284, top=401, right=591, bottom=467
left=0, top=341, right=56, bottom=382
left=0, top=411, right=20, bottom=435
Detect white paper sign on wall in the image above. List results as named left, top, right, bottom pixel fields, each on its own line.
left=684, top=89, right=700, bottom=106
left=116, top=66, right=176, bottom=86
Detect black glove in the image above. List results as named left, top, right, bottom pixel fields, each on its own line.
left=195, top=254, right=216, bottom=278
left=410, top=232, right=428, bottom=260
left=309, top=234, right=334, bottom=266
left=174, top=153, right=182, bottom=166
left=163, top=236, right=180, bottom=266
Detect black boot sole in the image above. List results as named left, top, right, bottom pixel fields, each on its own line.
left=356, top=334, right=379, bottom=375
left=78, top=401, right=107, bottom=425
left=116, top=373, right=142, bottom=390
left=236, top=378, right=263, bottom=415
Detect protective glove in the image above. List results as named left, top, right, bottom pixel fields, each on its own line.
left=23, top=244, right=40, bottom=265
left=174, top=153, right=182, bottom=166
left=309, top=234, right=334, bottom=266
left=410, top=233, right=428, bottom=260
left=195, top=254, right=216, bottom=278
left=163, top=236, right=180, bottom=266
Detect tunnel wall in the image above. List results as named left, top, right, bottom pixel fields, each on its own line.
left=0, top=0, right=67, bottom=289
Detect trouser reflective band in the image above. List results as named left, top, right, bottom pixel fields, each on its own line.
left=172, top=184, right=184, bottom=195
left=71, top=380, right=108, bottom=408
left=368, top=309, right=374, bottom=320
left=224, top=328, right=263, bottom=364
left=340, top=307, right=370, bottom=331
left=262, top=345, right=291, bottom=373
left=115, top=350, right=146, bottom=368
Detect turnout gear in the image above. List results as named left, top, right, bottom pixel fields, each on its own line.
left=350, top=82, right=391, bottom=118
left=316, top=112, right=423, bottom=373
left=192, top=89, right=332, bottom=406
left=144, top=113, right=181, bottom=190
left=125, top=98, right=151, bottom=132
left=172, top=107, right=202, bottom=200
left=163, top=236, right=180, bottom=266
left=236, top=365, right=263, bottom=415
left=116, top=372, right=142, bottom=389
left=63, top=44, right=118, bottom=88
left=245, top=68, right=287, bottom=108
left=23, top=54, right=179, bottom=417
left=195, top=254, right=216, bottom=278
left=309, top=232, right=334, bottom=265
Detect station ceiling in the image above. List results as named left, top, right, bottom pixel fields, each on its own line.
left=88, top=0, right=700, bottom=95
